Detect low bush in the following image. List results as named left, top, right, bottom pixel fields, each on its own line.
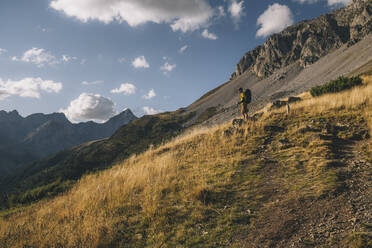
left=310, top=76, right=362, bottom=97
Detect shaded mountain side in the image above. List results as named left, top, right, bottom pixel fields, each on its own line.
left=20, top=109, right=138, bottom=157
left=0, top=109, right=137, bottom=180
left=0, top=110, right=194, bottom=208
left=1, top=79, right=371, bottom=247
left=0, top=111, right=68, bottom=148
left=231, top=0, right=371, bottom=79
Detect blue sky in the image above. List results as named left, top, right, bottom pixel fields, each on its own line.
left=0, top=0, right=350, bottom=122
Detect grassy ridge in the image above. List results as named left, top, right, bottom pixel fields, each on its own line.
left=1, top=76, right=371, bottom=247
left=1, top=110, right=193, bottom=209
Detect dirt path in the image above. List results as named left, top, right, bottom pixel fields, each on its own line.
left=239, top=124, right=372, bottom=248
left=278, top=141, right=371, bottom=247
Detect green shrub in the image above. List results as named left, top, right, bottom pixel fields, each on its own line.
left=310, top=76, right=363, bottom=97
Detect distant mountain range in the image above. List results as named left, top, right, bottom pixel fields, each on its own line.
left=0, top=109, right=137, bottom=179
left=0, top=111, right=189, bottom=207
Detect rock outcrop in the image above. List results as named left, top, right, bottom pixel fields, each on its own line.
left=230, top=0, right=371, bottom=79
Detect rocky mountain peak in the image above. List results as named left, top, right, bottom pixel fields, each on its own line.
left=230, top=0, right=371, bottom=79
left=103, top=108, right=137, bottom=129
left=46, top=112, right=70, bottom=124
left=0, top=110, right=22, bottom=122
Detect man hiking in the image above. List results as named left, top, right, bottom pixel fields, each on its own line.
left=238, top=87, right=251, bottom=121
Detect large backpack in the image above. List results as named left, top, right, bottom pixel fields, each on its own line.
left=244, top=89, right=252, bottom=104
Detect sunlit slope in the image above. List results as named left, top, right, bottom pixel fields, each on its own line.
left=1, top=77, right=371, bottom=247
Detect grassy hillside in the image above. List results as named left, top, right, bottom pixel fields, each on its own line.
left=1, top=76, right=371, bottom=247
left=1, top=110, right=193, bottom=209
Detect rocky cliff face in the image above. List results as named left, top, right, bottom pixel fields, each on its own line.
left=231, top=0, right=371, bottom=79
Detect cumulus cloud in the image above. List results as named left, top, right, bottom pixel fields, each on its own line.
left=50, top=0, right=214, bottom=33
left=327, top=0, right=351, bottom=6
left=202, top=29, right=218, bottom=40
left=143, top=89, right=156, bottom=100
left=12, top=47, right=59, bottom=67
left=82, top=80, right=104, bottom=85
left=179, top=45, right=188, bottom=54
left=143, top=106, right=160, bottom=115
left=160, top=62, right=177, bottom=74
left=132, top=56, right=150, bottom=69
left=0, top=77, right=62, bottom=100
left=111, top=83, right=136, bottom=95
left=60, top=93, right=116, bottom=122
left=256, top=4, right=294, bottom=38
left=0, top=48, right=7, bottom=55
left=228, top=0, right=244, bottom=25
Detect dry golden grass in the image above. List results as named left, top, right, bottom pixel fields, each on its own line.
left=361, top=75, right=372, bottom=84
left=1, top=77, right=372, bottom=247
left=291, top=83, right=371, bottom=113
left=0, top=120, right=250, bottom=247
left=269, top=76, right=372, bottom=131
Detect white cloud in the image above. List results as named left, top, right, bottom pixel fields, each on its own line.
left=179, top=45, right=188, bottom=54
left=202, top=29, right=218, bottom=40
left=50, top=0, right=214, bottom=33
left=0, top=77, right=62, bottom=100
left=228, top=0, right=244, bottom=25
left=12, top=48, right=59, bottom=67
left=118, top=57, right=126, bottom=63
left=217, top=6, right=226, bottom=18
left=143, top=89, right=156, bottom=100
left=256, top=4, right=294, bottom=38
left=0, top=48, right=7, bottom=55
left=60, top=93, right=116, bottom=123
left=132, top=56, right=150, bottom=69
left=143, top=106, right=160, bottom=115
left=62, top=54, right=77, bottom=62
left=160, top=62, right=176, bottom=74
left=327, top=0, right=351, bottom=6
left=82, top=80, right=104, bottom=85
left=111, top=83, right=136, bottom=95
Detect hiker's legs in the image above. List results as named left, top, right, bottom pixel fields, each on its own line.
left=241, top=104, right=245, bottom=119
left=242, top=103, right=249, bottom=121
